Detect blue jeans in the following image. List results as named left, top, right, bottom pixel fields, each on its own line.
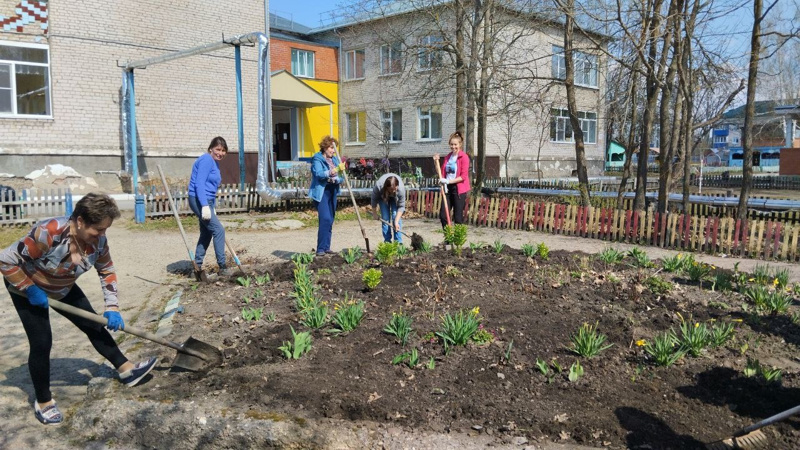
left=380, top=199, right=402, bottom=243
left=188, top=195, right=226, bottom=268
left=313, top=183, right=338, bottom=253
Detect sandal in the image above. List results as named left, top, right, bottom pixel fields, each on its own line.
left=34, top=401, right=63, bottom=425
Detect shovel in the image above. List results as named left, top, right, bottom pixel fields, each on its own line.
left=332, top=143, right=370, bottom=254
left=157, top=165, right=208, bottom=283
left=377, top=217, right=425, bottom=251
left=50, top=299, right=222, bottom=372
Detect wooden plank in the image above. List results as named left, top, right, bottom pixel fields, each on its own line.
left=764, top=221, right=774, bottom=259
left=711, top=217, right=720, bottom=255
left=781, top=222, right=790, bottom=261
left=790, top=226, right=799, bottom=262
left=624, top=210, right=633, bottom=242
left=754, top=220, right=765, bottom=259
left=773, top=222, right=782, bottom=260
left=612, top=209, right=621, bottom=242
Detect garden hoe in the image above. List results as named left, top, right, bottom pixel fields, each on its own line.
left=706, top=403, right=800, bottom=449
left=50, top=299, right=222, bottom=372
left=157, top=165, right=208, bottom=283
left=377, top=217, right=425, bottom=251
left=332, top=143, right=370, bottom=254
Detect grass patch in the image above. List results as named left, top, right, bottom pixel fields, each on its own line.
left=289, top=211, right=360, bottom=228
left=125, top=216, right=199, bottom=232
left=0, top=226, right=29, bottom=248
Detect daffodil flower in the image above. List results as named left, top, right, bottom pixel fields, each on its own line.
left=636, top=339, right=646, bottom=347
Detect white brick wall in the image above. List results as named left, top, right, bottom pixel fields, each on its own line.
left=0, top=0, right=268, bottom=177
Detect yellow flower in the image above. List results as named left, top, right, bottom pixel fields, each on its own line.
left=694, top=322, right=699, bottom=328
left=636, top=339, right=646, bottom=347
left=471, top=306, right=480, bottom=316
left=748, top=278, right=755, bottom=282
left=732, top=319, right=743, bottom=323
left=773, top=278, right=780, bottom=286
left=711, top=266, right=716, bottom=270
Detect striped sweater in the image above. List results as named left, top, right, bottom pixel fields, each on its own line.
left=0, top=217, right=119, bottom=307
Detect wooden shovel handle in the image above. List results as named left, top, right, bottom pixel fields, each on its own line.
left=433, top=157, right=451, bottom=226
left=49, top=299, right=208, bottom=361
left=157, top=165, right=203, bottom=274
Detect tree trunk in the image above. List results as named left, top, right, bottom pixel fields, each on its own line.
left=562, top=0, right=590, bottom=206
left=474, top=0, right=492, bottom=194
left=455, top=0, right=466, bottom=136
left=737, top=0, right=763, bottom=222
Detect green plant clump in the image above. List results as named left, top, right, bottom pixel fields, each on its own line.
left=660, top=254, right=686, bottom=273
left=392, top=348, right=420, bottom=368
left=568, top=322, right=613, bottom=358
left=569, top=360, right=584, bottom=382
left=677, top=317, right=709, bottom=357
left=709, top=322, right=735, bottom=348
left=752, top=264, right=772, bottom=286
left=362, top=268, right=383, bottom=291
left=278, top=326, right=313, bottom=360
left=645, top=276, right=672, bottom=295
left=644, top=331, right=684, bottom=367
left=536, top=242, right=550, bottom=260
left=598, top=247, right=625, bottom=265
left=384, top=312, right=414, bottom=346
left=521, top=243, right=536, bottom=258
left=766, top=290, right=792, bottom=315
left=341, top=246, right=363, bottom=264
left=628, top=248, right=653, bottom=268
left=436, top=308, right=480, bottom=351
left=301, top=302, right=329, bottom=329
left=242, top=306, right=263, bottom=322
left=417, top=241, right=433, bottom=253
left=492, top=239, right=505, bottom=254
left=331, top=297, right=365, bottom=332
left=291, top=252, right=315, bottom=266
left=686, top=261, right=713, bottom=283
left=236, top=276, right=252, bottom=288
left=443, top=224, right=468, bottom=256
left=376, top=241, right=401, bottom=265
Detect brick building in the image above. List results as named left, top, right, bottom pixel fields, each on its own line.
left=0, top=1, right=340, bottom=188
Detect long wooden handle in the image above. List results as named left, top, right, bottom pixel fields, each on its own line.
left=157, top=165, right=202, bottom=273
left=332, top=144, right=370, bottom=253
left=49, top=299, right=207, bottom=360
left=225, top=239, right=245, bottom=273
left=377, top=217, right=412, bottom=239
left=433, top=158, right=452, bottom=226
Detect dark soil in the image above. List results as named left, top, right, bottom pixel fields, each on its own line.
left=140, top=247, right=800, bottom=449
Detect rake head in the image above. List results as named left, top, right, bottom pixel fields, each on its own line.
left=706, top=430, right=769, bottom=450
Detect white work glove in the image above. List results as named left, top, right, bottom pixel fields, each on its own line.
left=201, top=205, right=211, bottom=220
left=439, top=178, right=448, bottom=185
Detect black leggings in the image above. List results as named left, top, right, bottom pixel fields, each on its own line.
left=6, top=280, right=128, bottom=403
left=440, top=190, right=468, bottom=228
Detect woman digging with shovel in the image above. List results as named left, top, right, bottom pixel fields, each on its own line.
left=370, top=173, right=405, bottom=244
left=0, top=193, right=157, bottom=425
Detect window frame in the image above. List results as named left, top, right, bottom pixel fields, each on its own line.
left=346, top=111, right=367, bottom=144
left=417, top=35, right=443, bottom=71
left=343, top=49, right=365, bottom=81
left=417, top=105, right=442, bottom=141
left=379, top=42, right=402, bottom=76
left=291, top=49, right=315, bottom=79
left=0, top=40, right=52, bottom=119
left=549, top=108, right=597, bottom=144
left=380, top=108, right=403, bottom=142
left=551, top=45, right=599, bottom=89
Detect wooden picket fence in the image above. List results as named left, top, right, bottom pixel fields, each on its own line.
left=0, top=188, right=73, bottom=226
left=407, top=191, right=800, bottom=262
left=697, top=174, right=800, bottom=190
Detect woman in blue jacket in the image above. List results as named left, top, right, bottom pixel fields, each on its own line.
left=308, top=136, right=344, bottom=256
left=187, top=136, right=231, bottom=276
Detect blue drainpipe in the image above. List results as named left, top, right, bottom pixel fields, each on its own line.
left=128, top=70, right=146, bottom=224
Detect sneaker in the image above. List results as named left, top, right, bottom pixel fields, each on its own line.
left=315, top=251, right=327, bottom=257
left=34, top=401, right=63, bottom=425
left=325, top=250, right=337, bottom=255
left=219, top=267, right=234, bottom=277
left=119, top=357, right=157, bottom=387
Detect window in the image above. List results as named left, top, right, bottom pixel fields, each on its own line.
left=733, top=137, right=740, bottom=144
left=380, top=109, right=402, bottom=142
left=0, top=41, right=51, bottom=117
left=549, top=108, right=597, bottom=144
left=344, top=49, right=365, bottom=80
left=291, top=49, right=314, bottom=78
left=551, top=45, right=598, bottom=88
left=713, top=135, right=727, bottom=144
left=346, top=111, right=366, bottom=144
left=418, top=35, right=443, bottom=70
left=417, top=106, right=442, bottom=140
left=380, top=42, right=402, bottom=75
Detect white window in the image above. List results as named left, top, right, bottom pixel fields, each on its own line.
left=380, top=42, right=402, bottom=75
left=344, top=49, right=365, bottom=80
left=713, top=135, right=727, bottom=144
left=552, top=45, right=598, bottom=88
left=0, top=41, right=51, bottom=117
left=417, top=106, right=442, bottom=140
left=291, top=49, right=314, bottom=78
left=418, top=35, right=443, bottom=70
left=550, top=108, right=597, bottom=144
left=346, top=111, right=366, bottom=144
left=380, top=109, right=402, bottom=142
left=733, top=137, right=740, bottom=144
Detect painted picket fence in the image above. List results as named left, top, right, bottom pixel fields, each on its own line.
left=0, top=188, right=73, bottom=226
left=407, top=190, right=800, bottom=262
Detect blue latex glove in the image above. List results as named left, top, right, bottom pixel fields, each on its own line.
left=103, top=311, right=125, bottom=331
left=26, top=285, right=48, bottom=308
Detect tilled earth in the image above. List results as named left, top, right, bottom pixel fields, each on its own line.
left=138, top=247, right=800, bottom=449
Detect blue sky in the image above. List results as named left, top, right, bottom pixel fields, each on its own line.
left=269, top=0, right=342, bottom=28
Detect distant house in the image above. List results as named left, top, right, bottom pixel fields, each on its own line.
left=606, top=141, right=626, bottom=170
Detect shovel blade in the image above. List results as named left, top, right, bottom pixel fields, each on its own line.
left=172, top=337, right=222, bottom=372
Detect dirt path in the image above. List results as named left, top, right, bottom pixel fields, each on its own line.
left=1, top=212, right=797, bottom=448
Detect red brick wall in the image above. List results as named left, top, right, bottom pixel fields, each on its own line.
left=779, top=148, right=800, bottom=176
left=271, top=38, right=339, bottom=82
